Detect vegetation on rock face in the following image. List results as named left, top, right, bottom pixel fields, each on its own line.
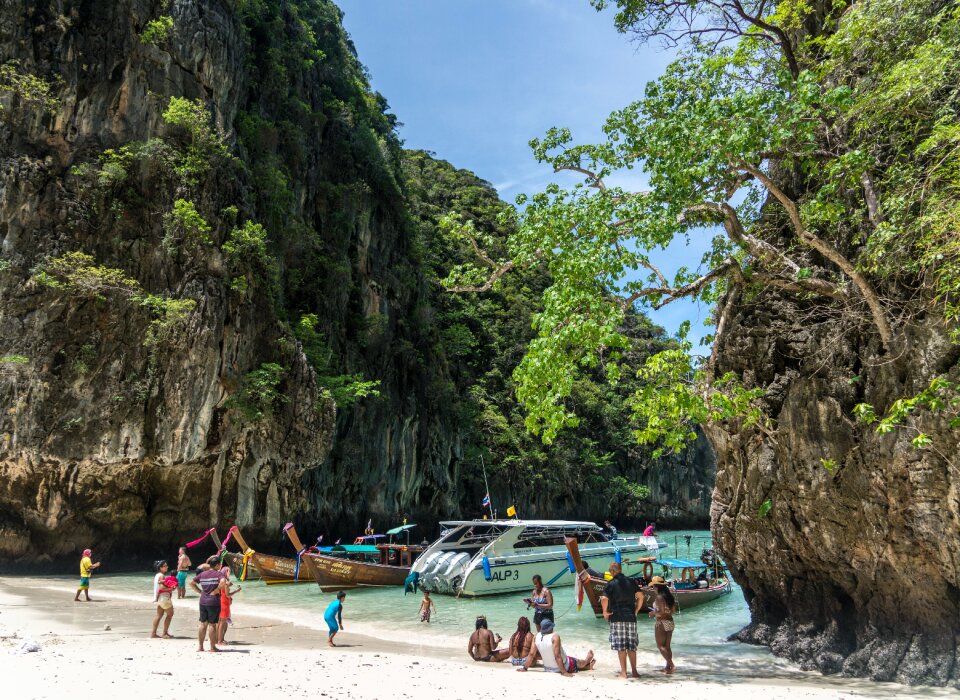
left=447, top=0, right=960, bottom=458
left=404, top=150, right=700, bottom=516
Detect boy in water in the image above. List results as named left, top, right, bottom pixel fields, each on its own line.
left=419, top=590, right=436, bottom=623
left=74, top=548, right=101, bottom=601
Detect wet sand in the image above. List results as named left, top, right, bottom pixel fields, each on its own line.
left=0, top=577, right=954, bottom=700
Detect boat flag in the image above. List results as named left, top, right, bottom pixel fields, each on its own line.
left=481, top=494, right=491, bottom=507
left=574, top=570, right=584, bottom=612
left=506, top=505, right=517, bottom=518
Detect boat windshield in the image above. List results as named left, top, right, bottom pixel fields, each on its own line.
left=437, top=524, right=509, bottom=550
left=513, top=524, right=605, bottom=549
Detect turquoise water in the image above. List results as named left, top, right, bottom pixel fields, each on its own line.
left=22, top=530, right=808, bottom=679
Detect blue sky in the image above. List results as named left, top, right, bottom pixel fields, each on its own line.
left=337, top=0, right=714, bottom=347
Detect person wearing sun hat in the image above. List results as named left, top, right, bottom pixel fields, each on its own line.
left=74, top=548, right=101, bottom=602
left=648, top=575, right=678, bottom=674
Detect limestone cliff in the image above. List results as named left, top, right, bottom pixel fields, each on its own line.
left=0, top=0, right=715, bottom=568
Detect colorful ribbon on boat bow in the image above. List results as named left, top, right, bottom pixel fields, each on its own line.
left=185, top=527, right=216, bottom=549
left=220, top=525, right=237, bottom=549
left=294, top=546, right=308, bottom=581
left=240, top=548, right=255, bottom=581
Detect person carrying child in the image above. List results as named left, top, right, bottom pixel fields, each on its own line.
left=151, top=560, right=176, bottom=638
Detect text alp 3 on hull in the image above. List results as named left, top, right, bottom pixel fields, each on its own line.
left=410, top=520, right=663, bottom=596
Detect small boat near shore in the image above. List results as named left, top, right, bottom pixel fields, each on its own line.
left=565, top=537, right=732, bottom=615
left=411, top=520, right=663, bottom=596
left=230, top=526, right=318, bottom=584
left=293, top=523, right=426, bottom=591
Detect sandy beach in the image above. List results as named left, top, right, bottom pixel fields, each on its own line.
left=0, top=577, right=955, bottom=700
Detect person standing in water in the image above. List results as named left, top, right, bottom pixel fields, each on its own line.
left=418, top=590, right=436, bottom=623
left=176, top=546, right=191, bottom=599
left=151, top=560, right=175, bottom=638
left=74, top=548, right=100, bottom=602
left=325, top=591, right=346, bottom=647
left=648, top=575, right=677, bottom=674
left=526, top=574, right=554, bottom=632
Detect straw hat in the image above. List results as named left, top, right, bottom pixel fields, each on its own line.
left=650, top=575, right=667, bottom=585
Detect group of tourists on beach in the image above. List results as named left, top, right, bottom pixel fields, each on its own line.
left=151, top=550, right=241, bottom=650
left=73, top=542, right=676, bottom=674
left=467, top=564, right=677, bottom=677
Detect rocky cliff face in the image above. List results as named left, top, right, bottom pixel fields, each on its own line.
left=709, top=296, right=960, bottom=685
left=0, top=0, right=345, bottom=565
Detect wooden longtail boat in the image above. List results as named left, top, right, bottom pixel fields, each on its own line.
left=565, top=537, right=732, bottom=616
left=210, top=528, right=260, bottom=580
left=230, top=526, right=317, bottom=584
left=294, top=524, right=425, bottom=592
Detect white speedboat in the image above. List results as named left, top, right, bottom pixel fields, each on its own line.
left=410, top=519, right=662, bottom=596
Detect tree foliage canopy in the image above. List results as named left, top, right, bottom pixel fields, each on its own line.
left=446, top=0, right=960, bottom=451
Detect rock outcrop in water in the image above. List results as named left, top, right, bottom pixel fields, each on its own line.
left=0, top=0, right=714, bottom=567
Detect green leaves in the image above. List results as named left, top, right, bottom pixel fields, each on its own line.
left=140, top=16, right=174, bottom=46
left=757, top=499, right=773, bottom=519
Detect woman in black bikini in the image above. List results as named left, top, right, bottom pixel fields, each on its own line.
left=648, top=575, right=677, bottom=674
left=527, top=575, right=554, bottom=632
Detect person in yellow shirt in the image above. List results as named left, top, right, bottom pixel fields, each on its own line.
left=74, top=548, right=101, bottom=602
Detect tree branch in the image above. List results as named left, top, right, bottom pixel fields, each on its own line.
left=555, top=164, right=607, bottom=190
left=740, top=163, right=895, bottom=350
left=620, top=258, right=739, bottom=310
left=448, top=261, right=515, bottom=293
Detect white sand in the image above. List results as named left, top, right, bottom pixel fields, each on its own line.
left=0, top=578, right=954, bottom=700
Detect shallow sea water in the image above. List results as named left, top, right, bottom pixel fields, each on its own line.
left=19, top=529, right=814, bottom=680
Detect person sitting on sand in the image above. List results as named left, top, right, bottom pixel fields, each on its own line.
left=190, top=555, right=226, bottom=652
left=520, top=619, right=595, bottom=676
left=325, top=591, right=346, bottom=647
left=419, top=590, right=436, bottom=623
left=176, top=546, right=191, bottom=599
left=74, top=548, right=101, bottom=602
left=508, top=616, right=536, bottom=667
left=468, top=615, right=509, bottom=662
left=649, top=575, right=677, bottom=674
left=218, top=566, right=240, bottom=646
left=151, top=560, right=176, bottom=639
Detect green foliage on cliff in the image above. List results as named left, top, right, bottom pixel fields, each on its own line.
left=33, top=252, right=196, bottom=347
left=0, top=61, right=60, bottom=114
left=227, top=362, right=288, bottom=421
left=140, top=16, right=174, bottom=46
left=406, top=150, right=670, bottom=515
left=448, top=0, right=960, bottom=455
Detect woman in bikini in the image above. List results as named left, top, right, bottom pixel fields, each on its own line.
left=508, top=616, right=535, bottom=668
left=648, top=575, right=677, bottom=674
left=527, top=575, right=554, bottom=632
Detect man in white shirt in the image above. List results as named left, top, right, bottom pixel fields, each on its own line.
left=518, top=619, right=595, bottom=676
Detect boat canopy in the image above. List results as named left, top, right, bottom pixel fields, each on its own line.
left=331, top=545, right=380, bottom=554
left=438, top=519, right=598, bottom=528
left=386, top=524, right=417, bottom=535
left=658, top=558, right=706, bottom=568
